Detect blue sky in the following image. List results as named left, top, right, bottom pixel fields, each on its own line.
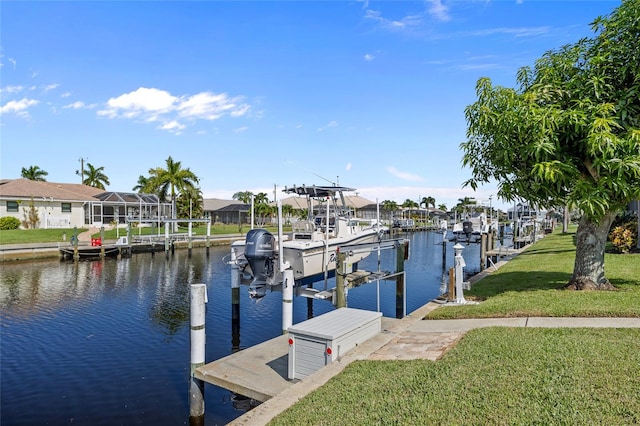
left=1, top=1, right=620, bottom=210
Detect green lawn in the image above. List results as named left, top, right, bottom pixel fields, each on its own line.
left=269, top=229, right=640, bottom=425
left=0, top=228, right=87, bottom=244
left=427, top=229, right=640, bottom=319
left=271, top=328, right=640, bottom=425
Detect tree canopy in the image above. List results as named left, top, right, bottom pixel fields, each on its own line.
left=461, top=0, right=640, bottom=289
left=80, top=163, right=110, bottom=189
left=21, top=165, right=48, bottom=181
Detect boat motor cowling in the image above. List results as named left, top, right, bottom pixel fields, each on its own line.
left=244, top=229, right=275, bottom=298
left=462, top=220, right=473, bottom=240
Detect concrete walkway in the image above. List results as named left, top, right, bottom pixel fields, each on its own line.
left=230, top=302, right=640, bottom=425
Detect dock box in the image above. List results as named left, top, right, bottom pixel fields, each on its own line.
left=287, top=308, right=382, bottom=380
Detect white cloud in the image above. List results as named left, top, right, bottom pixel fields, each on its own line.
left=233, top=126, right=248, bottom=133
left=63, top=101, right=96, bottom=109
left=61, top=92, right=72, bottom=98
left=345, top=163, right=352, bottom=171
left=0, top=98, right=39, bottom=117
left=469, top=26, right=550, bottom=38
left=317, top=120, right=339, bottom=132
left=0, top=85, right=24, bottom=95
left=364, top=9, right=422, bottom=31
left=158, top=120, right=186, bottom=135
left=428, top=0, right=450, bottom=22
left=364, top=53, right=375, bottom=61
left=97, top=87, right=250, bottom=133
left=386, top=166, right=424, bottom=182
left=42, top=83, right=60, bottom=93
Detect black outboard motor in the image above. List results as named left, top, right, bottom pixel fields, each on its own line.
left=244, top=229, right=275, bottom=298
left=462, top=220, right=473, bottom=242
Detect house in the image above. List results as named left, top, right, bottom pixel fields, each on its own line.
left=0, top=179, right=171, bottom=229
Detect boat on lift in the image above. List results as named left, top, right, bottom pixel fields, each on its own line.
left=231, top=185, right=384, bottom=298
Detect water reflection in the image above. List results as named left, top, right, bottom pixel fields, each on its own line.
left=1, top=231, right=484, bottom=425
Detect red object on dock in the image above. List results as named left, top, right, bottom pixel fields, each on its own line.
left=91, top=238, right=102, bottom=247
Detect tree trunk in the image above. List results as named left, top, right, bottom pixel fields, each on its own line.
left=566, top=212, right=617, bottom=290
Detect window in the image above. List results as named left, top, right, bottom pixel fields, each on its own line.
left=61, top=203, right=72, bottom=213
left=7, top=201, right=18, bottom=212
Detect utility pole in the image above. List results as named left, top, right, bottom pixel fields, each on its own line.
left=78, top=157, right=86, bottom=185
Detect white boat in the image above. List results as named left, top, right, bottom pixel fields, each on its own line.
left=231, top=185, right=384, bottom=298
left=453, top=213, right=489, bottom=242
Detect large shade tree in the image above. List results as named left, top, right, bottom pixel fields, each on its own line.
left=461, top=0, right=640, bottom=290
left=21, top=165, right=48, bottom=181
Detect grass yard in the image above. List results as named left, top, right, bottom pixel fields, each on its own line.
left=271, top=327, right=640, bottom=425
left=0, top=228, right=87, bottom=244
left=427, top=229, right=640, bottom=319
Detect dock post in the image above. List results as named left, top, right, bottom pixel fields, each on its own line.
left=164, top=223, right=170, bottom=259
left=188, top=222, right=193, bottom=257
left=480, top=234, right=487, bottom=271
left=395, top=240, right=407, bottom=319
left=189, top=284, right=207, bottom=423
left=335, top=250, right=346, bottom=309
left=453, top=243, right=467, bottom=304
left=205, top=222, right=211, bottom=256
left=230, top=249, right=241, bottom=352
left=282, top=269, right=294, bottom=333
left=72, top=226, right=79, bottom=261
left=100, top=226, right=105, bottom=258
left=448, top=267, right=455, bottom=302
left=441, top=228, right=447, bottom=270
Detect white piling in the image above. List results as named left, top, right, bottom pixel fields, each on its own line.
left=453, top=243, right=467, bottom=304
left=282, top=269, right=294, bottom=334
left=190, top=283, right=207, bottom=420
left=277, top=200, right=293, bottom=334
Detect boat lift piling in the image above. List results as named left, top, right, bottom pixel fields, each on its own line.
left=189, top=284, right=207, bottom=424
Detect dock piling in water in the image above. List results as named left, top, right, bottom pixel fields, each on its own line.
left=189, top=284, right=207, bottom=422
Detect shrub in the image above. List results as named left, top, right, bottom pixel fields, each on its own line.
left=0, top=216, right=21, bottom=230
left=609, top=223, right=637, bottom=254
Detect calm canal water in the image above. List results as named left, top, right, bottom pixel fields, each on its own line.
left=1, top=231, right=481, bottom=425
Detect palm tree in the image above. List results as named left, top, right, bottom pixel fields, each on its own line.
left=79, top=163, right=110, bottom=189
left=133, top=175, right=157, bottom=193
left=232, top=191, right=254, bottom=204
left=421, top=196, right=436, bottom=209
left=176, top=186, right=203, bottom=219
left=380, top=200, right=399, bottom=222
left=21, top=165, right=48, bottom=181
left=149, top=156, right=199, bottom=220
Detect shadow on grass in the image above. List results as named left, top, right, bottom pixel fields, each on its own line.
left=466, top=270, right=572, bottom=299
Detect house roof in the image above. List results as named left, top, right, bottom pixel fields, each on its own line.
left=203, top=198, right=242, bottom=211
left=0, top=179, right=104, bottom=201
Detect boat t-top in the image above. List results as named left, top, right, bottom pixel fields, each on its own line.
left=231, top=185, right=384, bottom=298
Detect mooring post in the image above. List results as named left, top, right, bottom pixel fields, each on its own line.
left=164, top=222, right=170, bottom=258
left=335, top=249, right=346, bottom=309
left=230, top=248, right=241, bottom=352
left=100, top=226, right=105, bottom=258
left=448, top=267, right=455, bottom=302
left=188, top=222, right=193, bottom=257
left=395, top=240, right=407, bottom=319
left=453, top=243, right=466, bottom=304
left=205, top=222, right=211, bottom=256
left=72, top=226, right=79, bottom=261
left=282, top=269, right=294, bottom=334
left=441, top=228, right=447, bottom=270
left=480, top=233, right=487, bottom=271
left=189, top=283, right=207, bottom=423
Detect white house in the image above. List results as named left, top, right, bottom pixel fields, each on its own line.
left=0, top=179, right=171, bottom=229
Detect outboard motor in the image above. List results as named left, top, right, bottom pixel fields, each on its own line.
left=462, top=220, right=474, bottom=242
left=244, top=229, right=275, bottom=298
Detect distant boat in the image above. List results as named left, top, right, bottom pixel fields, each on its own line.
left=231, top=185, right=384, bottom=298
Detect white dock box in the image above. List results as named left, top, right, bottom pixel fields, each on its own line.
left=287, top=308, right=382, bottom=380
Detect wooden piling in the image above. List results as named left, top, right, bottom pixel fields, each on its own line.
left=448, top=267, right=455, bottom=302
